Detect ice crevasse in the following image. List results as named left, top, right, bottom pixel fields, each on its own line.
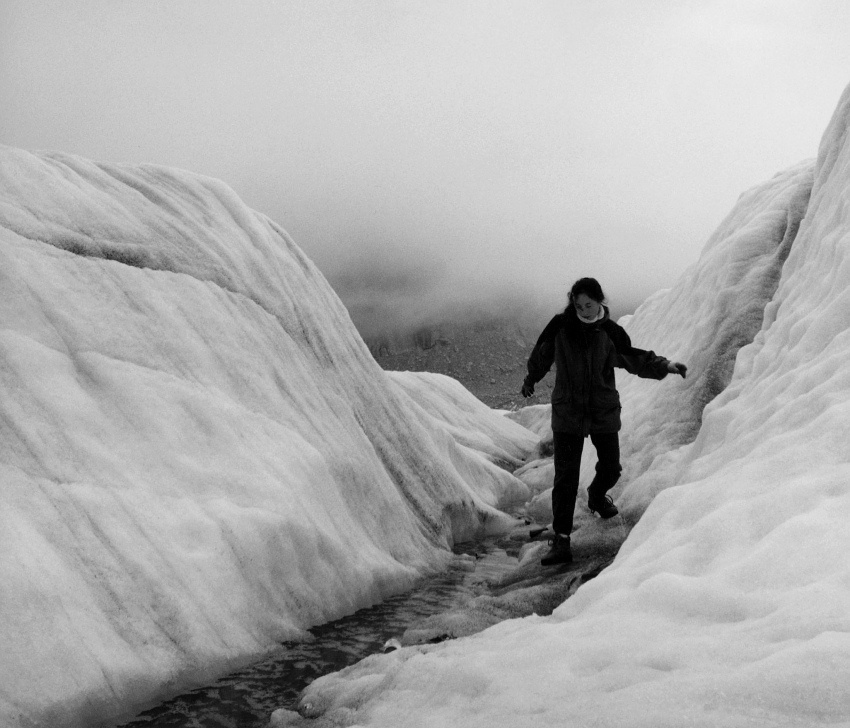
left=0, top=146, right=537, bottom=727
left=283, top=85, right=850, bottom=726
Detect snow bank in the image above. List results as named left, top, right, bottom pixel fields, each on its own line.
left=388, top=370, right=537, bottom=468
left=287, top=83, right=850, bottom=727
left=0, top=147, right=534, bottom=727
left=504, top=403, right=551, bottom=441
left=613, top=157, right=814, bottom=515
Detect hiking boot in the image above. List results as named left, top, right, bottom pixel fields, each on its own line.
left=588, top=494, right=619, bottom=519
left=541, top=534, right=572, bottom=566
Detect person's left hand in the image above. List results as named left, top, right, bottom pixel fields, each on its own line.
left=668, top=361, right=688, bottom=378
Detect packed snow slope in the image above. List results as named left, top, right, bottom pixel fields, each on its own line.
left=0, top=146, right=537, bottom=728
left=285, top=85, right=850, bottom=727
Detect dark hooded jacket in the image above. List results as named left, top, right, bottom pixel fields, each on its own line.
left=524, top=306, right=670, bottom=434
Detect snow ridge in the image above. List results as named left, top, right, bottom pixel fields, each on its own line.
left=615, top=159, right=814, bottom=515
left=0, top=145, right=536, bottom=728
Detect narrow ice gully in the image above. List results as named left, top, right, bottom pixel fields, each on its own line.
left=2, top=76, right=850, bottom=727
left=276, top=85, right=850, bottom=727
left=0, top=147, right=536, bottom=727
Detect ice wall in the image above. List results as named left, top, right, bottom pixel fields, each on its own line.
left=286, top=83, right=850, bottom=728
left=0, top=147, right=534, bottom=728
left=613, top=159, right=813, bottom=515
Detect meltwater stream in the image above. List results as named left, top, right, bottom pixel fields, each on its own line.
left=118, top=538, right=524, bottom=728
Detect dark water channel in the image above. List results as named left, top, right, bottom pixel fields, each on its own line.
left=118, top=538, right=523, bottom=728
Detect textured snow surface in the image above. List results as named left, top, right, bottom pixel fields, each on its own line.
left=613, top=156, right=814, bottom=515
left=387, top=370, right=536, bottom=472
left=285, top=84, right=850, bottom=727
left=0, top=146, right=534, bottom=727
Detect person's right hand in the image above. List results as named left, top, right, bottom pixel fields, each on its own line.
left=521, top=381, right=534, bottom=398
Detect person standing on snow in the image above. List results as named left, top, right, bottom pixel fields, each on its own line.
left=521, top=277, right=687, bottom=566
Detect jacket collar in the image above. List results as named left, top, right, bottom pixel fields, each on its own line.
left=577, top=304, right=608, bottom=324
left=566, top=304, right=609, bottom=326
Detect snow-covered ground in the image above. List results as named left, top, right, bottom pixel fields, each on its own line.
left=0, top=147, right=536, bottom=727
left=272, top=85, right=850, bottom=727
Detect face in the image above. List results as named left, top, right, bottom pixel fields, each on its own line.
left=574, top=293, right=602, bottom=320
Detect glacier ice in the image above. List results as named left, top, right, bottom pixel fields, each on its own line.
left=0, top=145, right=536, bottom=727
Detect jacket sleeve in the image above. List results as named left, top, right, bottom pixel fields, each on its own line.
left=605, top=322, right=670, bottom=380
left=524, top=315, right=561, bottom=386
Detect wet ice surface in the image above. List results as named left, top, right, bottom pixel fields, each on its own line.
left=118, top=535, right=554, bottom=728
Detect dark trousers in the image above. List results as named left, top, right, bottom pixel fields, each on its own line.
left=552, top=431, right=621, bottom=536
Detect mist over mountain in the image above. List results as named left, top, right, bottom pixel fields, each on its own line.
left=327, top=245, right=644, bottom=355
left=8, top=2, right=831, bottom=350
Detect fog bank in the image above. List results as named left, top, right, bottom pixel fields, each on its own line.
left=3, top=1, right=850, bottom=332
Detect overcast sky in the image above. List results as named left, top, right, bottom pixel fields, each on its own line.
left=2, top=1, right=849, bottom=334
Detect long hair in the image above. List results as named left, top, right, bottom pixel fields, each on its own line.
left=561, top=277, right=607, bottom=342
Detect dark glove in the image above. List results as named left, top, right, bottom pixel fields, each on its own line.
left=520, top=380, right=535, bottom=398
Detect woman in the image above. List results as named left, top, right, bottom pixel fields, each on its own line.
left=521, top=277, right=687, bottom=565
